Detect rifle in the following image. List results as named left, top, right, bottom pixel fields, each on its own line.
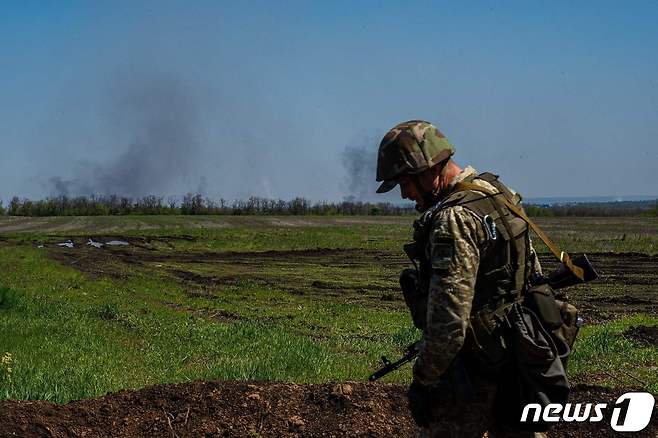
left=368, top=342, right=474, bottom=400
left=540, top=253, right=599, bottom=289
left=368, top=255, right=599, bottom=382
left=368, top=342, right=419, bottom=381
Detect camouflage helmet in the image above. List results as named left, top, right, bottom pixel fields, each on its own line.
left=376, top=120, right=455, bottom=193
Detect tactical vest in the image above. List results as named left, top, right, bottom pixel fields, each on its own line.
left=403, top=172, right=534, bottom=368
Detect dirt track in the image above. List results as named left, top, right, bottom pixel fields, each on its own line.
left=1, top=381, right=656, bottom=437
left=44, top=239, right=658, bottom=318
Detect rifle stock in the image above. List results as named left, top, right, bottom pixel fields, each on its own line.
left=547, top=253, right=599, bottom=290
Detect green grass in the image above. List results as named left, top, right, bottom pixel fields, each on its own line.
left=0, top=288, right=411, bottom=402
left=0, top=243, right=417, bottom=403
left=0, top=216, right=656, bottom=403
left=569, top=314, right=658, bottom=393
left=0, top=286, right=17, bottom=310
left=531, top=217, right=658, bottom=255
left=1, top=215, right=657, bottom=254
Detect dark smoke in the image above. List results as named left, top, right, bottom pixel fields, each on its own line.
left=49, top=75, right=199, bottom=198
left=49, top=176, right=73, bottom=197
left=196, top=175, right=209, bottom=196
left=341, top=142, right=379, bottom=201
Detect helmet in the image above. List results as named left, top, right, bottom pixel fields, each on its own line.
left=376, top=120, right=455, bottom=193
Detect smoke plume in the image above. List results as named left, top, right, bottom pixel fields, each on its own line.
left=49, top=75, right=199, bottom=198
left=341, top=142, right=379, bottom=201
left=49, top=176, right=73, bottom=197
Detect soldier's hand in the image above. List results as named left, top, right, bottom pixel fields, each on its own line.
left=407, top=380, right=434, bottom=427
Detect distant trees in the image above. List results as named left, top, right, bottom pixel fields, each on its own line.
left=0, top=194, right=415, bottom=216
left=0, top=195, right=654, bottom=217
left=2, top=195, right=166, bottom=216
left=523, top=200, right=658, bottom=217
left=180, top=193, right=204, bottom=215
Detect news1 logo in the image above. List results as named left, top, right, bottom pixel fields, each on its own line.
left=521, top=392, right=655, bottom=432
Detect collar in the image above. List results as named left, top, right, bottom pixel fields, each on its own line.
left=448, top=165, right=477, bottom=189
left=418, top=166, right=478, bottom=213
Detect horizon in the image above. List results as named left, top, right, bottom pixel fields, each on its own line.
left=0, top=193, right=656, bottom=208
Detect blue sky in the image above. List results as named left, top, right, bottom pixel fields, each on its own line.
left=1, top=1, right=657, bottom=202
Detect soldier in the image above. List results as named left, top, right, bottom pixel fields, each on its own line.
left=376, top=120, right=547, bottom=438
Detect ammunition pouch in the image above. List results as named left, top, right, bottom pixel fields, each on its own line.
left=400, top=268, right=427, bottom=330
left=524, top=283, right=581, bottom=355
left=554, top=300, right=580, bottom=351
left=496, top=302, right=570, bottom=431
left=465, top=303, right=512, bottom=372
left=466, top=282, right=581, bottom=376
left=524, top=284, right=562, bottom=330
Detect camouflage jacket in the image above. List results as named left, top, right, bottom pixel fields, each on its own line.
left=412, top=166, right=541, bottom=386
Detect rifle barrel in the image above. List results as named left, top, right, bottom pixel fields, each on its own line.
left=368, top=350, right=418, bottom=381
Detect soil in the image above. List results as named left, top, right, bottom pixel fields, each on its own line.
left=537, top=253, right=658, bottom=322
left=0, top=381, right=655, bottom=438
left=624, top=325, right=658, bottom=347
left=45, top=243, right=405, bottom=304
left=41, top=238, right=658, bottom=317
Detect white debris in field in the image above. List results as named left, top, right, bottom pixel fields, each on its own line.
left=87, top=239, right=104, bottom=248
left=41, top=239, right=130, bottom=248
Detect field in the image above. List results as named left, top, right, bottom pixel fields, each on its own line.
left=0, top=215, right=657, bottom=437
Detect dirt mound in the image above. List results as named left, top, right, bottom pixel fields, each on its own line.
left=1, top=381, right=656, bottom=437
left=624, top=325, right=658, bottom=347
left=0, top=381, right=412, bottom=437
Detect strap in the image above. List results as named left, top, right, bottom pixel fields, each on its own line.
left=453, top=182, right=585, bottom=281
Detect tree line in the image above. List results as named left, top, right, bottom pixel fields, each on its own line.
left=0, top=195, right=414, bottom=216
left=0, top=195, right=655, bottom=217
left=523, top=201, right=657, bottom=217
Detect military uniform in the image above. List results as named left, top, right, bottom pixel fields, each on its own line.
left=375, top=121, right=552, bottom=437
left=410, top=166, right=546, bottom=438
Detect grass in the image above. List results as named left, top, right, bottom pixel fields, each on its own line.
left=1, top=215, right=657, bottom=254
left=569, top=314, right=658, bottom=393
left=0, top=286, right=17, bottom=310
left=0, top=216, right=656, bottom=403
left=0, top=243, right=416, bottom=403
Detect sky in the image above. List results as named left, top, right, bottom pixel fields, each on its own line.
left=1, top=0, right=657, bottom=204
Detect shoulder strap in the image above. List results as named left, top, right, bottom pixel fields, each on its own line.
left=453, top=181, right=585, bottom=281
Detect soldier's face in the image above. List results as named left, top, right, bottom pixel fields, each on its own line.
left=399, top=176, right=421, bottom=203
left=399, top=169, right=438, bottom=210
